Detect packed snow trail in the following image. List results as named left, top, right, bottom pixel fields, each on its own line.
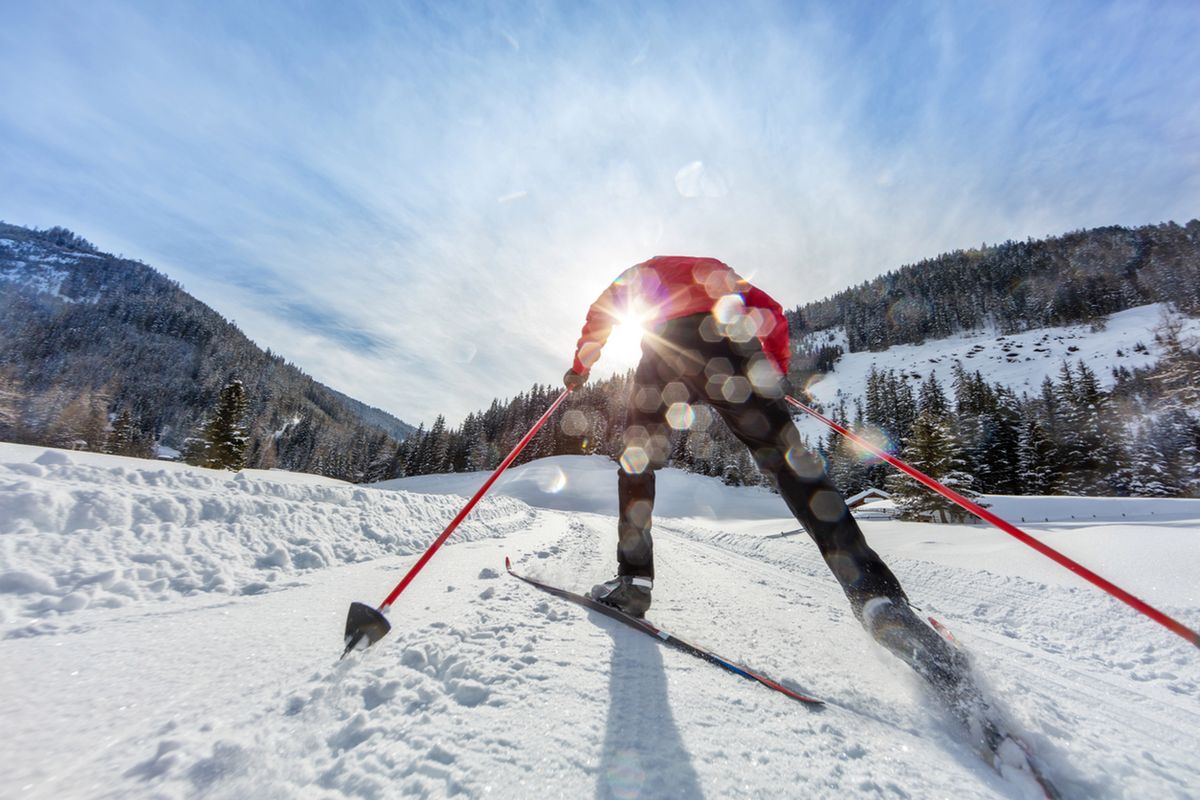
left=1, top=448, right=1198, bottom=798
left=504, top=556, right=826, bottom=705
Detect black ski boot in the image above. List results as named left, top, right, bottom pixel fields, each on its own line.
left=862, top=596, right=981, bottom=716
left=590, top=575, right=652, bottom=618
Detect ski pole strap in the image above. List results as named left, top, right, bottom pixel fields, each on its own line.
left=378, top=389, right=572, bottom=612
left=785, top=395, right=1200, bottom=650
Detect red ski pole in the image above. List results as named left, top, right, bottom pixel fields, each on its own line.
left=343, top=388, right=572, bottom=657
left=785, top=394, right=1200, bottom=650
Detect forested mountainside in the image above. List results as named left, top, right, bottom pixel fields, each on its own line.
left=788, top=220, right=1200, bottom=364
left=0, top=223, right=413, bottom=480
left=327, top=387, right=415, bottom=442
left=393, top=222, right=1200, bottom=506
left=3, top=220, right=1196, bottom=500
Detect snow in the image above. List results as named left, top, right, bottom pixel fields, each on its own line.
left=154, top=443, right=181, bottom=460
left=1, top=444, right=1199, bottom=798
left=846, top=487, right=890, bottom=506
left=797, top=303, right=1200, bottom=441
left=0, top=239, right=103, bottom=303
left=379, top=454, right=791, bottom=522
left=0, top=443, right=532, bottom=630
left=0, top=262, right=73, bottom=299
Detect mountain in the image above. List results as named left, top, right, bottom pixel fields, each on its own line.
left=787, top=220, right=1200, bottom=368
left=0, top=222, right=414, bottom=481
left=782, top=221, right=1200, bottom=505
left=326, top=387, right=416, bottom=442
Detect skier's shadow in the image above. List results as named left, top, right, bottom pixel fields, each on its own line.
left=595, top=620, right=704, bottom=800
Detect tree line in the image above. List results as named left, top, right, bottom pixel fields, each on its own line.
left=378, top=372, right=763, bottom=487
left=816, top=315, right=1200, bottom=518
left=388, top=312, right=1200, bottom=516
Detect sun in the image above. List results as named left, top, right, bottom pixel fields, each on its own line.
left=604, top=312, right=649, bottom=370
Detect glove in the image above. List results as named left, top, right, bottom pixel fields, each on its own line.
left=563, top=369, right=588, bottom=391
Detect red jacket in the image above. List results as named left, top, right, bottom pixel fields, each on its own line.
left=571, top=255, right=790, bottom=376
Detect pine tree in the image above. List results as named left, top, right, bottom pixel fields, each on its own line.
left=426, top=414, right=450, bottom=473
left=864, top=367, right=883, bottom=430
left=1155, top=410, right=1198, bottom=496
left=406, top=428, right=428, bottom=477
left=196, top=380, right=249, bottom=470
left=181, top=423, right=210, bottom=467
left=950, top=361, right=973, bottom=413
left=1016, top=417, right=1057, bottom=494
left=1052, top=363, right=1088, bottom=493
left=105, top=410, right=136, bottom=456
left=886, top=410, right=976, bottom=521
left=988, top=387, right=1022, bottom=494
left=1126, top=424, right=1175, bottom=497
left=825, top=401, right=859, bottom=493
left=1039, top=376, right=1059, bottom=429
left=865, top=368, right=916, bottom=446
left=1150, top=310, right=1200, bottom=411
left=893, top=377, right=917, bottom=445
left=386, top=436, right=414, bottom=479
left=277, top=414, right=319, bottom=472
left=918, top=371, right=948, bottom=417
left=953, top=378, right=996, bottom=493
left=360, top=432, right=395, bottom=483
left=722, top=446, right=756, bottom=486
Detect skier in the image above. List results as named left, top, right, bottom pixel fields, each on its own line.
left=564, top=255, right=972, bottom=706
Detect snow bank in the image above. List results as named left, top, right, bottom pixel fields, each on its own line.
left=0, top=444, right=535, bottom=629
left=981, top=493, right=1200, bottom=524
left=380, top=453, right=793, bottom=521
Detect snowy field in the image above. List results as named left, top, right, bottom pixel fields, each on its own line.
left=2, top=446, right=1199, bottom=799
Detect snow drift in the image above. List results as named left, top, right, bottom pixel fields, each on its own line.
left=0, top=443, right=533, bottom=630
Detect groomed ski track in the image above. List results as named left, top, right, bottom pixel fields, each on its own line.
left=2, top=454, right=1198, bottom=798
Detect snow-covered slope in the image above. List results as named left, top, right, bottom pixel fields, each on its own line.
left=0, top=236, right=105, bottom=303
left=1, top=446, right=1198, bottom=798
left=797, top=303, right=1200, bottom=440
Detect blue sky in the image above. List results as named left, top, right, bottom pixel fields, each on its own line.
left=2, top=1, right=1198, bottom=426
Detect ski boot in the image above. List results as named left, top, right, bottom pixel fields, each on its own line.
left=590, top=575, right=652, bottom=618
left=862, top=596, right=981, bottom=716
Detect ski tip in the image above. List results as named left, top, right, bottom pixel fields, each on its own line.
left=504, top=555, right=512, bottom=571
left=928, top=616, right=958, bottom=644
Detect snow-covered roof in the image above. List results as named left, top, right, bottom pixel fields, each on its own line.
left=846, top=487, right=891, bottom=507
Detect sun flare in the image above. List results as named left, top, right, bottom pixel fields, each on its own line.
left=604, top=313, right=650, bottom=369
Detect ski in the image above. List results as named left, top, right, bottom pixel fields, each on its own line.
left=928, top=616, right=1062, bottom=800
left=505, top=557, right=823, bottom=706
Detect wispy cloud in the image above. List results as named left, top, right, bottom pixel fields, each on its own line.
left=1, top=1, right=1197, bottom=425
